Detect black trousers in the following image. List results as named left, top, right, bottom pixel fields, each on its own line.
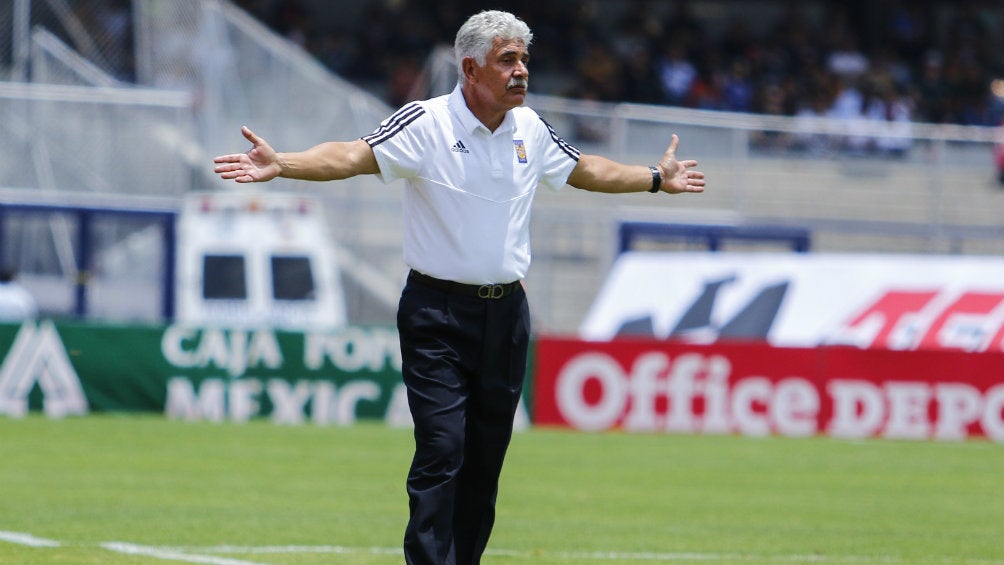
left=397, top=276, right=530, bottom=565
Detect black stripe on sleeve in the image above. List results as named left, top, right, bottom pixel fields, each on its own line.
left=362, top=102, right=426, bottom=147
left=539, top=117, right=580, bottom=161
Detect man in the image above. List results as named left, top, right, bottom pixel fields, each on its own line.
left=214, top=10, right=705, bottom=564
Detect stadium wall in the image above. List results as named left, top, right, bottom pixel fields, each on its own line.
left=1, top=320, right=1001, bottom=443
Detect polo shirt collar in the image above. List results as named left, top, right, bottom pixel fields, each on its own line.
left=449, top=84, right=516, bottom=136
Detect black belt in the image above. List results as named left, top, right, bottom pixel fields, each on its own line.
left=408, top=270, right=521, bottom=300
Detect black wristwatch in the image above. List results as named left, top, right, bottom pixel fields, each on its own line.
left=648, top=166, right=662, bottom=193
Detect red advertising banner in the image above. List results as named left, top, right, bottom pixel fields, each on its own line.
left=533, top=337, right=1004, bottom=442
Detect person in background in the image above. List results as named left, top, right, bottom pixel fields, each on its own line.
left=213, top=10, right=705, bottom=564
left=995, top=122, right=1004, bottom=184
left=0, top=269, right=38, bottom=321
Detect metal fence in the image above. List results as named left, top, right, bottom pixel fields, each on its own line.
left=523, top=97, right=1004, bottom=331
left=2, top=0, right=1003, bottom=333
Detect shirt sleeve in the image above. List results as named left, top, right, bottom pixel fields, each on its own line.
left=361, top=101, right=428, bottom=184
left=535, top=116, right=581, bottom=192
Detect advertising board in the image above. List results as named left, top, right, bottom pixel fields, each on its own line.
left=582, top=252, right=1004, bottom=352
left=0, top=321, right=408, bottom=425
left=0, top=320, right=531, bottom=429
left=534, top=337, right=1004, bottom=442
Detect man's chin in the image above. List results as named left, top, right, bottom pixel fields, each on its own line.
left=506, top=89, right=527, bottom=104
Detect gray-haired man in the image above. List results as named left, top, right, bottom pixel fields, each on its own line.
left=214, top=10, right=705, bottom=564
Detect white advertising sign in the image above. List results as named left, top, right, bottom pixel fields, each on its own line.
left=581, top=252, right=1004, bottom=352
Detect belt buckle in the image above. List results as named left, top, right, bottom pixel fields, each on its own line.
left=478, top=283, right=504, bottom=299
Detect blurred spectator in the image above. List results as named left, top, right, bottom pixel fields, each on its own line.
left=313, top=32, right=357, bottom=76
left=574, top=43, right=624, bottom=102
left=0, top=270, right=38, bottom=322
left=828, top=74, right=870, bottom=155
left=750, top=82, right=794, bottom=151
left=270, top=0, right=312, bottom=48
left=661, top=0, right=704, bottom=51
left=915, top=50, right=950, bottom=123
left=792, top=92, right=834, bottom=155
left=386, top=55, right=424, bottom=108
left=656, top=40, right=697, bottom=106
left=996, top=123, right=1004, bottom=185
left=685, top=62, right=724, bottom=111
left=827, top=33, right=869, bottom=78
left=719, top=16, right=755, bottom=65
left=886, top=1, right=928, bottom=61
left=721, top=60, right=754, bottom=112
left=866, top=81, right=914, bottom=158
left=619, top=46, right=664, bottom=105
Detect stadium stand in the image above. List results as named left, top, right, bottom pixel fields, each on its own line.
left=1, top=0, right=1002, bottom=333
left=233, top=0, right=1004, bottom=127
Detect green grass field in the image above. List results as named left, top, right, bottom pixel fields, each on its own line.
left=1, top=415, right=1001, bottom=565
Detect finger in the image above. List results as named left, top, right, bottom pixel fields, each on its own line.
left=214, top=163, right=242, bottom=173
left=241, top=125, right=262, bottom=146
left=665, top=133, right=679, bottom=156
left=227, top=173, right=257, bottom=183
left=213, top=154, right=241, bottom=164
left=681, top=178, right=705, bottom=191
left=217, top=167, right=250, bottom=179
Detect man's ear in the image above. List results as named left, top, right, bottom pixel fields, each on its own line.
left=462, top=57, right=478, bottom=83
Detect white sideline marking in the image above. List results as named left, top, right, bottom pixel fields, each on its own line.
left=189, top=545, right=724, bottom=560
left=101, top=542, right=270, bottom=565
left=2, top=534, right=996, bottom=564
left=176, top=544, right=904, bottom=563
left=181, top=544, right=401, bottom=556
left=0, top=531, right=61, bottom=547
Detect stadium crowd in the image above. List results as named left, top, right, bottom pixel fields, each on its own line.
left=233, top=0, right=1004, bottom=130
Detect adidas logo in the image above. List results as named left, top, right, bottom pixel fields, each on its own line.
left=450, top=140, right=470, bottom=154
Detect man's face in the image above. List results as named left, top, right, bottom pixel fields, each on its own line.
left=470, top=37, right=529, bottom=110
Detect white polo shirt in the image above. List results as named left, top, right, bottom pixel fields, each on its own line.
left=363, top=85, right=580, bottom=285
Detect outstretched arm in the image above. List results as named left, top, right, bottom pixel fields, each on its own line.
left=566, top=134, right=705, bottom=195
left=213, top=126, right=379, bottom=183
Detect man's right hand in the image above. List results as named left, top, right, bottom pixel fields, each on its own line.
left=213, top=126, right=282, bottom=183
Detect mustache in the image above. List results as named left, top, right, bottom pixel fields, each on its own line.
left=506, top=78, right=528, bottom=89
